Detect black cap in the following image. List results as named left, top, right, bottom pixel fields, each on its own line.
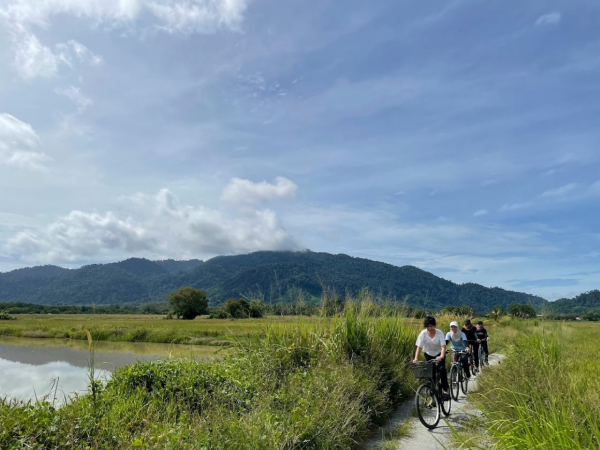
left=464, top=319, right=471, bottom=325
left=476, top=320, right=483, bottom=325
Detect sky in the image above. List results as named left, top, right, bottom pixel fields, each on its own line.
left=0, top=0, right=599, bottom=301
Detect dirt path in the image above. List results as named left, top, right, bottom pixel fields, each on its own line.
left=363, top=353, right=504, bottom=450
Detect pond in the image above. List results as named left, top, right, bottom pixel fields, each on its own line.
left=0, top=337, right=222, bottom=403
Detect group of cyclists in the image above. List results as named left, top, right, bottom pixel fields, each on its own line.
left=412, top=316, right=490, bottom=401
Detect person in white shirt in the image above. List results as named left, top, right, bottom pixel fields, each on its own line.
left=413, top=315, right=449, bottom=397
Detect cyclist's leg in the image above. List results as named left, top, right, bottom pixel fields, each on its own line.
left=460, top=353, right=471, bottom=378
left=482, top=341, right=489, bottom=362
left=438, top=356, right=449, bottom=392
left=472, top=343, right=480, bottom=368
left=424, top=353, right=449, bottom=393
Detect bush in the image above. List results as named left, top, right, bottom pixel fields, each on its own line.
left=0, top=311, right=16, bottom=320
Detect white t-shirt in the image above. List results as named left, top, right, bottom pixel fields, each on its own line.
left=415, top=329, right=446, bottom=356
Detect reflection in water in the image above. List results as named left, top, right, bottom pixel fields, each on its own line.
left=0, top=337, right=221, bottom=402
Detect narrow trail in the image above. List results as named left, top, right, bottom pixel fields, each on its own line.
left=363, top=353, right=504, bottom=450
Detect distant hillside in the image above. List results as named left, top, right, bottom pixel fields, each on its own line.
left=0, top=251, right=547, bottom=312
left=548, top=290, right=600, bottom=315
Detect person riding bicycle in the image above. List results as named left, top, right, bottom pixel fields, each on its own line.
left=445, top=321, right=471, bottom=380
left=474, top=320, right=489, bottom=364
left=461, top=319, right=480, bottom=369
left=413, top=315, right=451, bottom=399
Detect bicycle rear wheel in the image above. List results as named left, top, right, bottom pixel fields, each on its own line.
left=415, top=383, right=440, bottom=429
left=479, top=347, right=486, bottom=370
left=450, top=365, right=460, bottom=400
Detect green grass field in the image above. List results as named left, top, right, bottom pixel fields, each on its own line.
left=0, top=313, right=322, bottom=345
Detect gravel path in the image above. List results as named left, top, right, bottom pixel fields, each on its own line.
left=363, top=353, right=504, bottom=450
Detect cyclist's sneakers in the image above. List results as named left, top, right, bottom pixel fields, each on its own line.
left=442, top=392, right=451, bottom=401
left=485, top=357, right=489, bottom=364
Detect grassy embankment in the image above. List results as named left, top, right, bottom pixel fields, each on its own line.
left=0, top=314, right=309, bottom=345
left=0, top=299, right=426, bottom=449
left=454, top=319, right=600, bottom=449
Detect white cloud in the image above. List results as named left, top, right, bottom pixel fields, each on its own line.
left=149, top=0, right=249, bottom=34
left=1, top=0, right=248, bottom=34
left=221, top=176, right=298, bottom=207
left=473, top=209, right=489, bottom=217
left=499, top=201, right=533, bottom=212
left=540, top=182, right=577, bottom=198
left=1, top=0, right=244, bottom=78
left=535, top=12, right=561, bottom=26
left=6, top=185, right=301, bottom=263
left=55, top=86, right=93, bottom=112
left=12, top=32, right=59, bottom=79
left=9, top=28, right=102, bottom=79
left=0, top=113, right=50, bottom=170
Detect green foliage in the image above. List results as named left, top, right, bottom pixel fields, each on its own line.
left=210, top=299, right=265, bottom=319
left=461, top=322, right=600, bottom=449
left=548, top=290, right=600, bottom=315
left=508, top=303, right=537, bottom=319
left=0, top=310, right=16, bottom=320
left=0, top=297, right=421, bottom=449
left=168, top=287, right=208, bottom=320
left=440, top=305, right=475, bottom=316
left=488, top=304, right=507, bottom=321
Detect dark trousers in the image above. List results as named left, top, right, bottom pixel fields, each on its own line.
left=471, top=343, right=480, bottom=367
left=424, top=353, right=449, bottom=391
left=459, top=353, right=471, bottom=378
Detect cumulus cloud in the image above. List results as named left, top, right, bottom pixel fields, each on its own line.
left=221, top=176, right=298, bottom=207
left=0, top=113, right=50, bottom=170
left=535, top=12, right=561, bottom=26
left=473, top=209, right=489, bottom=217
left=6, top=184, right=300, bottom=264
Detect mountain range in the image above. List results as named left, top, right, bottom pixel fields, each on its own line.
left=0, top=251, right=551, bottom=313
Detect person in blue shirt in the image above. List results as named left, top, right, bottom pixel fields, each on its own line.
left=445, top=321, right=471, bottom=379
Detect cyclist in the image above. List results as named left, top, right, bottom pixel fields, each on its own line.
left=413, top=315, right=450, bottom=399
left=461, top=319, right=480, bottom=369
left=474, top=320, right=490, bottom=364
left=445, top=321, right=471, bottom=380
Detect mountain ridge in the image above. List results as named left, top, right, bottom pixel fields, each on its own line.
left=0, top=251, right=547, bottom=312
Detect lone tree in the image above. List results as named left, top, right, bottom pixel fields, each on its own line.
left=168, top=287, right=208, bottom=320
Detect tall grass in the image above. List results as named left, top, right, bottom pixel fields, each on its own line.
left=0, top=295, right=421, bottom=449
left=457, top=321, right=600, bottom=449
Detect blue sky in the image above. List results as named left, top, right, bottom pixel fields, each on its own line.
left=0, top=0, right=599, bottom=300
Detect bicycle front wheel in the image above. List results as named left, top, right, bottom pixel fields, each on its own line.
left=415, top=383, right=440, bottom=429
left=441, top=389, right=451, bottom=416
left=460, top=369, right=469, bottom=395
left=450, top=365, right=460, bottom=400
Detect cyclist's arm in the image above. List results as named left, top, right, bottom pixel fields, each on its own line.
left=413, top=346, right=422, bottom=363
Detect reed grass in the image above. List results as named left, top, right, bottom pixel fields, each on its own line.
left=0, top=294, right=421, bottom=449
left=455, top=320, right=600, bottom=449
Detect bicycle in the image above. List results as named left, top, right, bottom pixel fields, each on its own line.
left=411, top=360, right=451, bottom=429
left=449, top=350, right=470, bottom=400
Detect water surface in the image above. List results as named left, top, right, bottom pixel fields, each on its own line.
left=0, top=337, right=221, bottom=403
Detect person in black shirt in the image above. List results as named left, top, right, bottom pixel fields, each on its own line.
left=475, top=320, right=489, bottom=363
left=461, top=319, right=479, bottom=368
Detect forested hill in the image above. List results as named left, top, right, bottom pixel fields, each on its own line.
left=547, top=290, right=600, bottom=314
left=0, top=251, right=547, bottom=312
